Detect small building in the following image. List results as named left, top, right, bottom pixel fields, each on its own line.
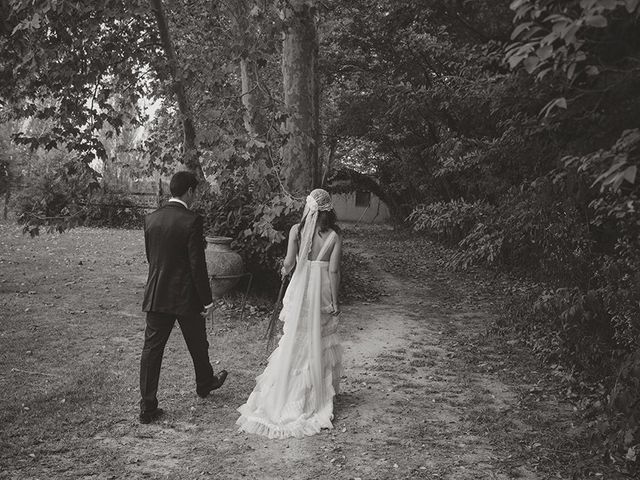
left=332, top=190, right=390, bottom=224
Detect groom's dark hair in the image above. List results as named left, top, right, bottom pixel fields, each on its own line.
left=170, top=171, right=198, bottom=197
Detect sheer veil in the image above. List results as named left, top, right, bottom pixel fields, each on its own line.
left=271, top=189, right=333, bottom=418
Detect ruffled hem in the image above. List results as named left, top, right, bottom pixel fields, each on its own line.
left=237, top=341, right=342, bottom=439
left=236, top=404, right=335, bottom=439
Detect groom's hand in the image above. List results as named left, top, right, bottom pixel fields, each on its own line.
left=201, top=303, right=214, bottom=320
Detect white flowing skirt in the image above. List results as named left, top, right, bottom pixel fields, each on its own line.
left=236, top=261, right=343, bottom=439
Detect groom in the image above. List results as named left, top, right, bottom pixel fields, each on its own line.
left=139, top=170, right=228, bottom=424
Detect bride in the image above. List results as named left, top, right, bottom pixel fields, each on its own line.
left=237, top=188, right=343, bottom=438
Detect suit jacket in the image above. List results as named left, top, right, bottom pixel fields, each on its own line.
left=142, top=202, right=213, bottom=316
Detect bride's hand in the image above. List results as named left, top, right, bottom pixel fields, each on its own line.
left=279, top=258, right=289, bottom=278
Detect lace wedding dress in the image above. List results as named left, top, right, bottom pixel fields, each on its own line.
left=236, top=194, right=343, bottom=439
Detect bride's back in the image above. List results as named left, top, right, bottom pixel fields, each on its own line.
left=307, top=228, right=337, bottom=262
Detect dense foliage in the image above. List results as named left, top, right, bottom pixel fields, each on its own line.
left=1, top=1, right=158, bottom=162
left=1, top=0, right=296, bottom=245
left=13, top=151, right=98, bottom=234
left=2, top=0, right=639, bottom=470
left=396, top=1, right=640, bottom=470
left=12, top=149, right=145, bottom=232
left=194, top=142, right=302, bottom=277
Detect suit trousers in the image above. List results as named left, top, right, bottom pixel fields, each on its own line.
left=139, top=311, right=214, bottom=412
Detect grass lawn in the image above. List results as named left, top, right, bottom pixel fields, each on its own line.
left=0, top=223, right=273, bottom=478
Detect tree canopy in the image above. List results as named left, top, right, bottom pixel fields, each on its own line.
left=1, top=2, right=640, bottom=469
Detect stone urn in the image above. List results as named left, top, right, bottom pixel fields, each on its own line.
left=205, top=236, right=244, bottom=297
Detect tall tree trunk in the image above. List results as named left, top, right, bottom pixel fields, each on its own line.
left=281, top=1, right=320, bottom=196
left=149, top=0, right=203, bottom=180
left=227, top=0, right=266, bottom=138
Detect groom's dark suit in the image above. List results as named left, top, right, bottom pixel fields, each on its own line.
left=139, top=200, right=216, bottom=414
left=142, top=202, right=212, bottom=315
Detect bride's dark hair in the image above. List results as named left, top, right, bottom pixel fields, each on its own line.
left=297, top=209, right=341, bottom=245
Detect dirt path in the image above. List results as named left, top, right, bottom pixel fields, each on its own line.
left=0, top=225, right=617, bottom=479
left=87, top=239, right=580, bottom=479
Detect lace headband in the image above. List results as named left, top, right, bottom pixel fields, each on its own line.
left=306, top=189, right=333, bottom=212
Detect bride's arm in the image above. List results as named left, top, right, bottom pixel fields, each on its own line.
left=328, top=234, right=342, bottom=314
left=281, top=224, right=299, bottom=276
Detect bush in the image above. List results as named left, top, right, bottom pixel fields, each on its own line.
left=13, top=150, right=150, bottom=232
left=452, top=187, right=593, bottom=279
left=195, top=146, right=302, bottom=284
left=493, top=129, right=640, bottom=466
left=83, top=190, right=146, bottom=228
left=13, top=152, right=99, bottom=234
left=471, top=130, right=640, bottom=356
left=410, top=130, right=640, bottom=465
left=408, top=199, right=495, bottom=245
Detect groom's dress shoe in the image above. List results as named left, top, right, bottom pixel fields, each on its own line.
left=197, top=370, right=228, bottom=398
left=139, top=407, right=164, bottom=424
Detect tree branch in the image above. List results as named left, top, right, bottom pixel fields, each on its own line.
left=149, top=0, right=203, bottom=180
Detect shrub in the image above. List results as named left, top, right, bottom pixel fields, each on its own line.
left=195, top=146, right=302, bottom=284
left=83, top=190, right=146, bottom=228
left=493, top=129, right=640, bottom=466
left=408, top=199, right=495, bottom=245
left=13, top=149, right=150, bottom=231
left=409, top=130, right=640, bottom=465
left=13, top=152, right=99, bottom=234
left=452, top=187, right=593, bottom=280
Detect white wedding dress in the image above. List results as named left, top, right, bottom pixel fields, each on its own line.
left=236, top=229, right=343, bottom=439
